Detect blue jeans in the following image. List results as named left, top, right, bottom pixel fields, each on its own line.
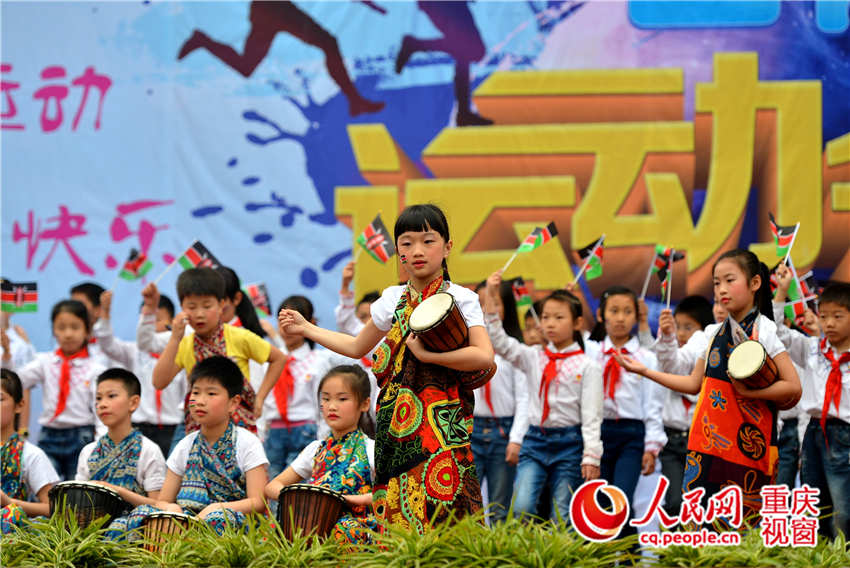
left=512, top=425, right=583, bottom=521
left=601, top=419, right=645, bottom=540
left=776, top=418, right=799, bottom=490
left=264, top=423, right=317, bottom=479
left=38, top=425, right=95, bottom=481
left=470, top=416, right=516, bottom=523
left=801, top=418, right=850, bottom=539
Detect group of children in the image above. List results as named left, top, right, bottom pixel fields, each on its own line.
left=1, top=202, right=848, bottom=546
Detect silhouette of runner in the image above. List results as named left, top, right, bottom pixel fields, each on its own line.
left=395, top=1, right=491, bottom=126
left=178, top=1, right=384, bottom=117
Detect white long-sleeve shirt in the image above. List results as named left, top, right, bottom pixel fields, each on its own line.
left=92, top=318, right=186, bottom=426
left=773, top=304, right=850, bottom=423
left=485, top=313, right=603, bottom=466
left=648, top=330, right=705, bottom=431
left=585, top=336, right=667, bottom=454
left=334, top=292, right=365, bottom=337
left=1, top=326, right=36, bottom=369
left=472, top=353, right=530, bottom=445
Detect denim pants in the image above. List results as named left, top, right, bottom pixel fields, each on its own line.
left=601, top=419, right=645, bottom=540
left=801, top=418, right=850, bottom=539
left=660, top=427, right=688, bottom=516
left=776, top=417, right=799, bottom=490
left=512, top=425, right=583, bottom=521
left=264, top=423, right=318, bottom=479
left=470, top=416, right=516, bottom=523
left=38, top=425, right=95, bottom=481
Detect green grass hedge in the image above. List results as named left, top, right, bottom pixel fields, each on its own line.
left=2, top=511, right=848, bottom=567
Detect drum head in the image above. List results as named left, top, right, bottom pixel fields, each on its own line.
left=279, top=483, right=346, bottom=504
left=409, top=293, right=454, bottom=332
left=49, top=480, right=121, bottom=500
left=728, top=340, right=766, bottom=379
left=146, top=511, right=193, bottom=522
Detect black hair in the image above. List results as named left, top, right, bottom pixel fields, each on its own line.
left=317, top=365, right=375, bottom=439
left=215, top=266, right=266, bottom=338
left=1, top=369, right=23, bottom=431
left=70, top=282, right=105, bottom=308
left=97, top=368, right=142, bottom=398
left=358, top=291, right=380, bottom=306
left=394, top=204, right=452, bottom=281
left=589, top=286, right=639, bottom=342
left=542, top=289, right=585, bottom=351
left=279, top=295, right=315, bottom=348
left=474, top=279, right=523, bottom=343
left=673, top=295, right=714, bottom=330
left=189, top=356, right=244, bottom=398
left=712, top=249, right=774, bottom=321
left=819, top=282, right=850, bottom=313
left=51, top=299, right=91, bottom=333
left=176, top=267, right=226, bottom=302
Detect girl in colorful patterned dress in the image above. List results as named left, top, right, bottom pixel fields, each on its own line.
left=0, top=369, right=60, bottom=533
left=266, top=365, right=377, bottom=544
left=279, top=204, right=495, bottom=534
left=616, top=249, right=802, bottom=521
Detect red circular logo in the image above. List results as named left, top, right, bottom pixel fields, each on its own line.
left=569, top=480, right=630, bottom=542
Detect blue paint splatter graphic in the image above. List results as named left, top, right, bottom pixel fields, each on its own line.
left=191, top=205, right=224, bottom=217
left=253, top=233, right=273, bottom=244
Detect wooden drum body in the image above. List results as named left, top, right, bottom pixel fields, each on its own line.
left=48, top=481, right=128, bottom=528
left=728, top=340, right=779, bottom=390
left=409, top=293, right=469, bottom=352
left=277, top=484, right=346, bottom=540
left=142, top=511, right=195, bottom=553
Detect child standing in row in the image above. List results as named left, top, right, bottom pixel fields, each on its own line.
left=279, top=204, right=495, bottom=533
left=485, top=272, right=602, bottom=521
left=1, top=369, right=60, bottom=533
left=108, top=357, right=269, bottom=537
left=617, top=250, right=801, bottom=521
left=11, top=300, right=105, bottom=480
left=773, top=268, right=850, bottom=538
left=152, top=268, right=286, bottom=435
left=76, top=369, right=166, bottom=507
left=266, top=365, right=377, bottom=545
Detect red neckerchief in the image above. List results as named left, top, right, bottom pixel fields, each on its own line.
left=273, top=356, right=296, bottom=420
left=51, top=347, right=89, bottom=421
left=603, top=346, right=630, bottom=400
left=820, top=338, right=849, bottom=441
left=540, top=348, right=583, bottom=424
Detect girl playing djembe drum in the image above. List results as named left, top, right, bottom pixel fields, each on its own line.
left=615, top=249, right=801, bottom=522
left=279, top=204, right=495, bottom=534
left=266, top=365, right=378, bottom=544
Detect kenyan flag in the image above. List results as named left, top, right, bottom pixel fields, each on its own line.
left=511, top=277, right=532, bottom=308
left=356, top=214, right=395, bottom=264
left=768, top=213, right=798, bottom=258
left=576, top=236, right=604, bottom=280
left=245, top=282, right=271, bottom=316
left=118, top=249, right=153, bottom=281
left=1, top=281, right=37, bottom=313
left=178, top=241, right=221, bottom=270
left=653, top=246, right=685, bottom=295
left=517, top=222, right=558, bottom=254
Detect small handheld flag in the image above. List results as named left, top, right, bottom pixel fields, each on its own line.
left=768, top=212, right=799, bottom=262
left=652, top=246, right=685, bottom=302
left=356, top=214, right=396, bottom=264
left=118, top=249, right=153, bottom=281
left=245, top=282, right=272, bottom=317
left=501, top=222, right=558, bottom=273
left=1, top=281, right=38, bottom=313
left=572, top=235, right=605, bottom=284
left=511, top=277, right=532, bottom=308
left=178, top=240, right=221, bottom=270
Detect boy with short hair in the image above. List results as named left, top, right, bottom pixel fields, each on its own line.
left=108, top=356, right=269, bottom=537
left=77, top=368, right=166, bottom=506
left=93, top=290, right=186, bottom=458
left=70, top=281, right=120, bottom=369
left=151, top=268, right=286, bottom=434
left=774, top=271, right=850, bottom=539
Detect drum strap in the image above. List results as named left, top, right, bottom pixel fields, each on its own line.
left=51, top=346, right=89, bottom=421
left=820, top=338, right=849, bottom=442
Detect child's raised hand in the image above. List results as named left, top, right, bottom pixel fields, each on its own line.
left=100, top=290, right=113, bottom=321
left=171, top=311, right=189, bottom=341
left=141, top=282, right=160, bottom=315
left=486, top=271, right=502, bottom=298
left=774, top=263, right=793, bottom=294
left=801, top=309, right=820, bottom=335
left=0, top=329, right=10, bottom=362
left=278, top=308, right=307, bottom=336
left=658, top=309, right=676, bottom=337
left=641, top=452, right=656, bottom=475
left=581, top=464, right=600, bottom=481
left=341, top=261, right=355, bottom=293
left=613, top=351, right=648, bottom=376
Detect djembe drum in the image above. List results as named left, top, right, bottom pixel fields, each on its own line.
left=48, top=481, right=128, bottom=528
left=409, top=293, right=469, bottom=353
left=277, top=484, right=346, bottom=540
left=727, top=340, right=779, bottom=389
left=142, top=511, right=196, bottom=553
